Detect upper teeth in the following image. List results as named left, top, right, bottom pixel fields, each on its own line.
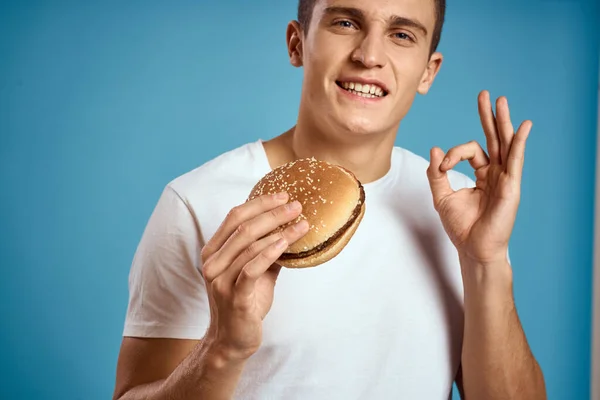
left=341, top=82, right=385, bottom=97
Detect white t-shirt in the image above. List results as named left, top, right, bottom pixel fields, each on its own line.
left=123, top=139, right=475, bottom=399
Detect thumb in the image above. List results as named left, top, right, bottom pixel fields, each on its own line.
left=426, top=147, right=454, bottom=207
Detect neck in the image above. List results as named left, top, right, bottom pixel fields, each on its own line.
left=266, top=119, right=398, bottom=184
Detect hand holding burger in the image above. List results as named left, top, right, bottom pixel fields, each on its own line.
left=200, top=190, right=308, bottom=360
left=200, top=157, right=365, bottom=362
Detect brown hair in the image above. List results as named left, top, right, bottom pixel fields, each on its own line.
left=297, top=0, right=446, bottom=55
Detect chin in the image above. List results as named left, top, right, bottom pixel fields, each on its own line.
left=336, top=115, right=389, bottom=137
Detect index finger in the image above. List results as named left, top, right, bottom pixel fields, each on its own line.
left=201, top=192, right=290, bottom=262
left=440, top=140, right=489, bottom=172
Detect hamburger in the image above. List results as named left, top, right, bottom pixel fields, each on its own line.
left=247, top=157, right=365, bottom=268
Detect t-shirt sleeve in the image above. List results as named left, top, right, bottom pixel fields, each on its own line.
left=123, top=184, right=210, bottom=339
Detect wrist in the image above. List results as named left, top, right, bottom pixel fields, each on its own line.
left=459, top=253, right=514, bottom=296
left=203, top=335, right=251, bottom=371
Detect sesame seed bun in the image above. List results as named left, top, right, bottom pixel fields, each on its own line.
left=247, top=158, right=365, bottom=268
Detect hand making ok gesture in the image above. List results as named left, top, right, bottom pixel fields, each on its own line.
left=426, top=90, right=533, bottom=266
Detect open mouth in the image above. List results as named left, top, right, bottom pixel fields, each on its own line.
left=336, top=81, right=388, bottom=98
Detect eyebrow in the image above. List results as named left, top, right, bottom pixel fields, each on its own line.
left=323, top=6, right=364, bottom=20
left=389, top=15, right=428, bottom=37
left=323, top=6, right=429, bottom=37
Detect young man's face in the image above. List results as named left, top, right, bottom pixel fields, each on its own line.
left=289, top=0, right=442, bottom=137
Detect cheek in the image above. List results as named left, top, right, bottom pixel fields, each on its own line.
left=302, top=52, right=327, bottom=86
left=304, top=37, right=351, bottom=81
left=393, top=56, right=428, bottom=90
left=303, top=55, right=341, bottom=102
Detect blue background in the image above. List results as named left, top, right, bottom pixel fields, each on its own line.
left=1, top=0, right=599, bottom=399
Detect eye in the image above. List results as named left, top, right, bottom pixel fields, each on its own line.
left=334, top=19, right=357, bottom=29
left=393, top=32, right=413, bottom=41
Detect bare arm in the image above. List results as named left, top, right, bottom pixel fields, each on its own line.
left=458, top=259, right=546, bottom=400
left=113, top=337, right=247, bottom=400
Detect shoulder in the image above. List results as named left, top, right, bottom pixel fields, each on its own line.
left=165, top=140, right=267, bottom=202
left=153, top=140, right=270, bottom=244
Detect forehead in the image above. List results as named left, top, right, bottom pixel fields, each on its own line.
left=313, top=0, right=436, bottom=29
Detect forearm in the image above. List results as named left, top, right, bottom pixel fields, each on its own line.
left=460, top=257, right=546, bottom=400
left=118, top=338, right=247, bottom=400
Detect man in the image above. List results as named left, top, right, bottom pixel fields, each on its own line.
left=113, top=0, right=547, bottom=399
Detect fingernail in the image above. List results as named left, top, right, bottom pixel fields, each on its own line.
left=275, top=238, right=287, bottom=249
left=286, top=200, right=301, bottom=211
left=443, top=158, right=450, bottom=165
left=275, top=192, right=288, bottom=200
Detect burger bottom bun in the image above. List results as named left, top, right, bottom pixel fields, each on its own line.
left=277, top=203, right=366, bottom=269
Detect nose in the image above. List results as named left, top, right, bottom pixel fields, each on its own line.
left=350, top=30, right=387, bottom=69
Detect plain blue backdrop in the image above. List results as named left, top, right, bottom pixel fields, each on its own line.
left=1, top=0, right=599, bottom=399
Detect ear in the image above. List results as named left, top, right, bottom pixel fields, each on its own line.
left=417, top=51, right=443, bottom=95
left=286, top=20, right=304, bottom=67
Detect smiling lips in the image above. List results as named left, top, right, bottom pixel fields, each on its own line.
left=336, top=81, right=387, bottom=98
